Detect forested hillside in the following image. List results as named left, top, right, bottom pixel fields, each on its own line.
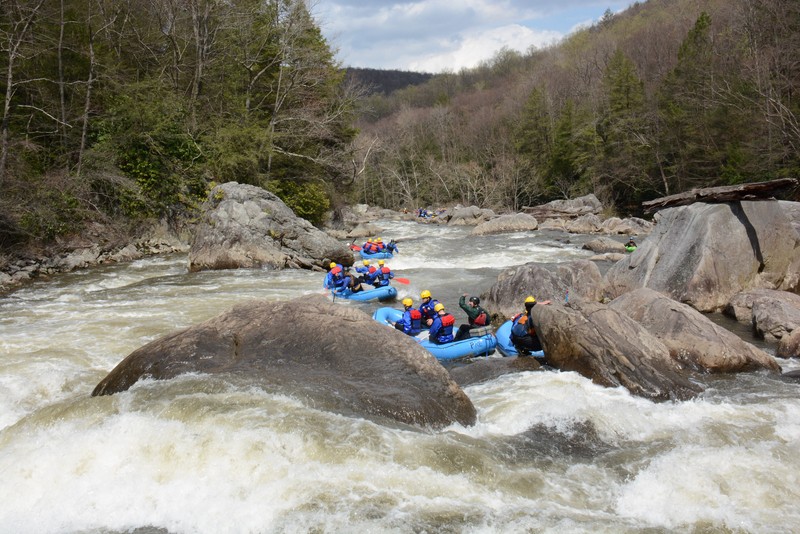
left=353, top=0, right=800, bottom=215
left=345, top=68, right=433, bottom=96
left=2, top=0, right=799, bottom=257
left=0, top=0, right=360, bottom=251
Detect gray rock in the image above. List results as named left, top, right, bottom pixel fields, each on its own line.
left=609, top=288, right=780, bottom=373
left=605, top=201, right=800, bottom=312
left=533, top=300, right=701, bottom=400
left=470, top=213, right=538, bottom=236
left=189, top=182, right=353, bottom=272
left=583, top=236, right=626, bottom=254
left=92, top=295, right=476, bottom=429
left=483, top=260, right=605, bottom=320
left=564, top=213, right=603, bottom=234
left=447, top=206, right=496, bottom=226
left=448, top=357, right=542, bottom=387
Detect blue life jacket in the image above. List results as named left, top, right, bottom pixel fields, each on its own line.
left=419, top=299, right=439, bottom=321
left=400, top=308, right=422, bottom=335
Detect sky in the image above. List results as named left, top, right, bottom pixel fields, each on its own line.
left=313, top=0, right=637, bottom=73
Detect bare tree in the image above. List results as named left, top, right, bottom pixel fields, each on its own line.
left=0, top=0, right=48, bottom=181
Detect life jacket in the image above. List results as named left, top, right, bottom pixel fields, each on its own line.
left=511, top=313, right=535, bottom=337
left=331, top=266, right=342, bottom=275
left=406, top=309, right=422, bottom=334
left=380, top=266, right=391, bottom=279
left=471, top=307, right=489, bottom=326
left=420, top=299, right=439, bottom=320
left=434, top=313, right=455, bottom=343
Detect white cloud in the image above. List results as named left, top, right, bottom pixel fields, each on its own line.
left=407, top=24, right=562, bottom=72
left=314, top=0, right=636, bottom=72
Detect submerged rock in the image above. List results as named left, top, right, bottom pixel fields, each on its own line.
left=92, top=295, right=476, bottom=430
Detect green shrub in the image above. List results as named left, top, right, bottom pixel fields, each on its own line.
left=267, top=180, right=330, bottom=226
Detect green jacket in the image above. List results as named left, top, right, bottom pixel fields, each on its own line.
left=459, top=296, right=490, bottom=326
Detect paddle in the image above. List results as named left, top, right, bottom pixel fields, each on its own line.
left=394, top=277, right=410, bottom=285
left=349, top=243, right=362, bottom=251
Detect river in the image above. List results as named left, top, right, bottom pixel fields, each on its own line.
left=1, top=220, right=799, bottom=533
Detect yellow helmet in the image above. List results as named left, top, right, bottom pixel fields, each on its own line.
left=367, top=238, right=373, bottom=242
left=525, top=296, right=536, bottom=304
left=402, top=297, right=413, bottom=307
left=376, top=237, right=383, bottom=242
left=420, top=290, right=431, bottom=299
left=329, top=262, right=337, bottom=269
left=378, top=260, right=385, bottom=266
left=434, top=303, right=445, bottom=312
left=362, top=260, right=369, bottom=266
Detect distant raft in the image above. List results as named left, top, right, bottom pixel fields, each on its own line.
left=359, top=250, right=394, bottom=260
left=495, top=320, right=545, bottom=358
left=332, top=286, right=397, bottom=302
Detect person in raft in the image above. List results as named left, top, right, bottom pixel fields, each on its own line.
left=418, top=290, right=441, bottom=327
left=332, top=267, right=363, bottom=294
left=453, top=294, right=491, bottom=341
left=510, top=296, right=551, bottom=356
left=428, top=303, right=455, bottom=344
left=362, top=239, right=378, bottom=253
left=354, top=259, right=373, bottom=284
left=625, top=238, right=637, bottom=249
left=385, top=239, right=399, bottom=254
left=323, top=262, right=342, bottom=289
left=366, top=259, right=394, bottom=287
left=394, top=297, right=423, bottom=336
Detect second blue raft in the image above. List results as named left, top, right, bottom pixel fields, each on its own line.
left=333, top=286, right=397, bottom=302
left=495, top=320, right=545, bottom=358
left=373, top=306, right=497, bottom=361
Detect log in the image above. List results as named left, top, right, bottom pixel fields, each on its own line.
left=642, top=178, right=798, bottom=214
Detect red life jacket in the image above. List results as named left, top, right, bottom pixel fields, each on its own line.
left=441, top=314, right=455, bottom=327
left=471, top=309, right=489, bottom=326
left=331, top=266, right=342, bottom=275
left=408, top=309, right=422, bottom=332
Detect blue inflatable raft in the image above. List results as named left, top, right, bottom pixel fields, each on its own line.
left=332, top=286, right=397, bottom=302
left=495, top=320, right=545, bottom=358
left=373, top=307, right=403, bottom=325
left=359, top=250, right=393, bottom=260
left=417, top=334, right=497, bottom=361
left=373, top=307, right=496, bottom=361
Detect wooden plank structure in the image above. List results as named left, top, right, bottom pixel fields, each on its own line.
left=642, top=178, right=798, bottom=215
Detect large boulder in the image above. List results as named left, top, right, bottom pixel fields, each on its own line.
left=470, top=213, right=538, bottom=236
left=447, top=206, right=496, bottom=226
left=726, top=289, right=800, bottom=342
left=483, top=260, right=606, bottom=320
left=523, top=194, right=603, bottom=220
left=605, top=201, right=800, bottom=312
left=189, top=182, right=353, bottom=272
left=532, top=300, right=701, bottom=401
left=609, top=288, right=780, bottom=373
left=582, top=236, right=627, bottom=254
left=92, top=295, right=476, bottom=430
